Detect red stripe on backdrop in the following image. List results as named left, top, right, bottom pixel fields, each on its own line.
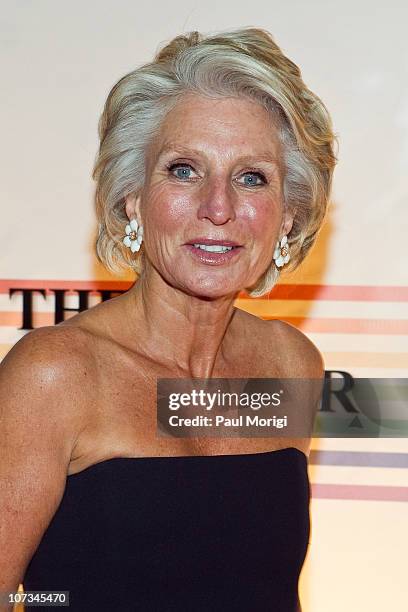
left=1, top=280, right=408, bottom=301
left=0, top=279, right=132, bottom=293
left=254, top=284, right=408, bottom=302
left=311, top=483, right=408, bottom=502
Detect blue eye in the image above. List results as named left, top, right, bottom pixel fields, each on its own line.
left=169, top=163, right=196, bottom=180
left=239, top=172, right=266, bottom=186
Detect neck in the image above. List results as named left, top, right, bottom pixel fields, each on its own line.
left=124, top=266, right=240, bottom=378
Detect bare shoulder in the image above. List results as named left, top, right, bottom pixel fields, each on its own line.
left=1, top=323, right=96, bottom=384
left=0, top=324, right=96, bottom=444
left=267, top=318, right=325, bottom=379
left=233, top=308, right=324, bottom=379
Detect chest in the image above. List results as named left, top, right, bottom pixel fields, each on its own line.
left=69, top=328, right=300, bottom=468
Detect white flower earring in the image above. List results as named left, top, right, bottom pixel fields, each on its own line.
left=273, top=235, right=290, bottom=268
left=123, top=218, right=143, bottom=253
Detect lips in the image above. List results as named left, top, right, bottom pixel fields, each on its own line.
left=183, top=243, right=243, bottom=265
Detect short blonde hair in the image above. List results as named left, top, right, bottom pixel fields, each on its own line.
left=92, top=27, right=336, bottom=297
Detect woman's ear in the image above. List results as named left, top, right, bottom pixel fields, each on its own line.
left=282, top=208, right=295, bottom=237
left=124, top=192, right=142, bottom=221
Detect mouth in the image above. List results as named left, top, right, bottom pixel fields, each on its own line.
left=183, top=239, right=243, bottom=265
left=190, top=243, right=237, bottom=253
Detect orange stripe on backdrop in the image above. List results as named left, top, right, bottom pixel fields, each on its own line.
left=1, top=311, right=408, bottom=335
left=1, top=280, right=408, bottom=301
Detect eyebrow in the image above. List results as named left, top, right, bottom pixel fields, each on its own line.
left=156, top=143, right=280, bottom=166
left=157, top=144, right=203, bottom=158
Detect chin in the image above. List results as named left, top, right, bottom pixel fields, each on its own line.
left=182, top=278, right=240, bottom=299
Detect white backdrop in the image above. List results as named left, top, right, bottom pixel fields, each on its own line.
left=1, top=1, right=408, bottom=610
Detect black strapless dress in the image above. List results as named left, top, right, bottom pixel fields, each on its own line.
left=23, top=447, right=310, bottom=611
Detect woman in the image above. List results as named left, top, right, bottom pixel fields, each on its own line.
left=0, top=28, right=335, bottom=611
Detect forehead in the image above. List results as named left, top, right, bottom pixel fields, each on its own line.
left=150, top=93, right=281, bottom=163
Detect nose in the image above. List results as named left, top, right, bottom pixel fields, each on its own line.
left=196, top=178, right=237, bottom=225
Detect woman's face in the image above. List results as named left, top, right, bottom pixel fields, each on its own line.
left=126, top=93, right=294, bottom=298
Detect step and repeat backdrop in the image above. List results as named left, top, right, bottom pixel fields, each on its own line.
left=1, top=1, right=407, bottom=610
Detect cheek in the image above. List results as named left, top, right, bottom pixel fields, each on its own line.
left=241, top=196, right=281, bottom=240
left=144, top=185, right=191, bottom=229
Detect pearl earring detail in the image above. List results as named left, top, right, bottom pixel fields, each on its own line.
left=273, top=235, right=290, bottom=268
left=123, top=218, right=143, bottom=253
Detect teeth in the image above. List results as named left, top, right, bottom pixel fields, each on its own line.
left=193, top=244, right=234, bottom=253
